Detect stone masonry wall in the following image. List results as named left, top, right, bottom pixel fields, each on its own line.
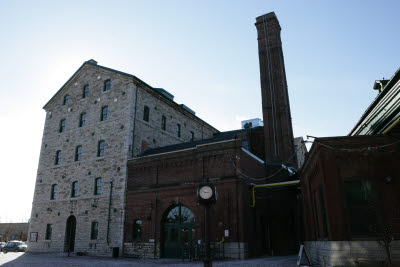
left=28, top=61, right=218, bottom=256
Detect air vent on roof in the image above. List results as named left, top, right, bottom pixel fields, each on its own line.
left=154, top=88, right=174, bottom=101
left=179, top=104, right=195, bottom=115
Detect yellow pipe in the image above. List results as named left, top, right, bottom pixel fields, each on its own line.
left=383, top=118, right=400, bottom=134
left=250, top=180, right=300, bottom=207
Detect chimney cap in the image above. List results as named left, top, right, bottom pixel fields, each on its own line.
left=255, top=12, right=277, bottom=24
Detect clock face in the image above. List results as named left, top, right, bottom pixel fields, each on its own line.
left=199, top=186, right=213, bottom=200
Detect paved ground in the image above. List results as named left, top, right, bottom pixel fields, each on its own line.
left=0, top=252, right=298, bottom=266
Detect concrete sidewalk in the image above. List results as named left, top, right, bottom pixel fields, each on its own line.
left=0, top=252, right=298, bottom=266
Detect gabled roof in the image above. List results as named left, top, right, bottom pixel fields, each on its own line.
left=42, top=60, right=218, bottom=132
left=349, top=66, right=400, bottom=135
left=43, top=60, right=154, bottom=109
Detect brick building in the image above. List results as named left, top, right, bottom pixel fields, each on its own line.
left=28, top=60, right=217, bottom=256
left=123, top=12, right=302, bottom=259
left=301, top=67, right=400, bottom=265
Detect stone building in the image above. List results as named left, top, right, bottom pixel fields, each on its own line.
left=28, top=60, right=217, bottom=256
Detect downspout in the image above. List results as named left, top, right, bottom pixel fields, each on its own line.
left=131, top=83, right=139, bottom=158
left=107, top=181, right=114, bottom=244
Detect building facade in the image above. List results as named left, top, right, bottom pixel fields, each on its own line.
left=301, top=67, right=400, bottom=266
left=28, top=60, right=217, bottom=256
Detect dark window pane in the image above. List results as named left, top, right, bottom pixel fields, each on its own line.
left=176, top=124, right=181, bottom=138
left=75, top=146, right=82, bottom=161
left=344, top=179, right=377, bottom=237
left=80, top=113, right=86, bottom=127
left=83, top=85, right=89, bottom=98
left=91, top=222, right=98, bottom=240
left=94, top=178, right=102, bottom=195
left=190, top=131, right=194, bottom=142
left=63, top=95, right=69, bottom=105
left=60, top=119, right=65, bottom=133
left=161, top=116, right=166, bottom=130
left=143, top=106, right=150, bottom=122
left=50, top=184, right=57, bottom=200
left=55, top=150, right=61, bottom=165
left=101, top=106, right=108, bottom=121
left=71, top=181, right=78, bottom=197
left=45, top=224, right=52, bottom=240
left=104, top=80, right=111, bottom=91
left=98, top=141, right=105, bottom=157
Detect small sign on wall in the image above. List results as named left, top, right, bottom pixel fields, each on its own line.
left=224, top=230, right=229, bottom=237
left=29, top=232, right=38, bottom=242
left=149, top=239, right=155, bottom=243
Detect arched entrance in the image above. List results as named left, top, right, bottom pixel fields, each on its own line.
left=161, top=205, right=195, bottom=258
left=64, top=215, right=76, bottom=252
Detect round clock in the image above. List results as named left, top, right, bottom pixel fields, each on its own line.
left=199, top=186, right=213, bottom=200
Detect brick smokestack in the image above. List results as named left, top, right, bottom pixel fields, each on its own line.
left=255, top=12, right=296, bottom=166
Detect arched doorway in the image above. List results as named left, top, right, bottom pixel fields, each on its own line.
left=64, top=215, right=76, bottom=252
left=161, top=205, right=195, bottom=258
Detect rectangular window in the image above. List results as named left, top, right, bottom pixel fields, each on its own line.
left=79, top=113, right=86, bottom=127
left=45, top=224, right=52, bottom=240
left=161, top=115, right=166, bottom=130
left=143, top=106, right=150, bottom=122
left=98, top=141, right=105, bottom=157
left=75, top=146, right=82, bottom=161
left=101, top=106, right=108, bottom=121
left=104, top=79, right=111, bottom=91
left=176, top=124, right=181, bottom=138
left=190, top=131, right=194, bottom=142
left=94, top=178, right=102, bottom=195
left=59, top=119, right=65, bottom=133
left=71, top=181, right=78, bottom=198
left=344, top=179, right=377, bottom=237
left=63, top=95, right=69, bottom=105
left=50, top=184, right=57, bottom=200
left=83, top=84, right=89, bottom=98
left=91, top=222, right=98, bottom=240
left=55, top=150, right=61, bottom=165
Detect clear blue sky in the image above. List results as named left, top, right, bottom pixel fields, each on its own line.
left=0, top=0, right=399, bottom=222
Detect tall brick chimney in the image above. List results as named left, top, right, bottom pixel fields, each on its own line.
left=255, top=12, right=296, bottom=166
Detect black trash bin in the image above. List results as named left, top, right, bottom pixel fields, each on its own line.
left=112, top=247, right=119, bottom=258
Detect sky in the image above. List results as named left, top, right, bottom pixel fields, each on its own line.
left=0, top=0, right=399, bottom=222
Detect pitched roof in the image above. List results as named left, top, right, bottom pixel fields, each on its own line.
left=42, top=60, right=218, bottom=132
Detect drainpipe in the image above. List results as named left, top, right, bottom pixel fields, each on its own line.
left=107, top=181, right=113, bottom=244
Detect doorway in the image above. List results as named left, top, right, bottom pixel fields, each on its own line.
left=161, top=205, right=195, bottom=258
left=64, top=215, right=76, bottom=252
